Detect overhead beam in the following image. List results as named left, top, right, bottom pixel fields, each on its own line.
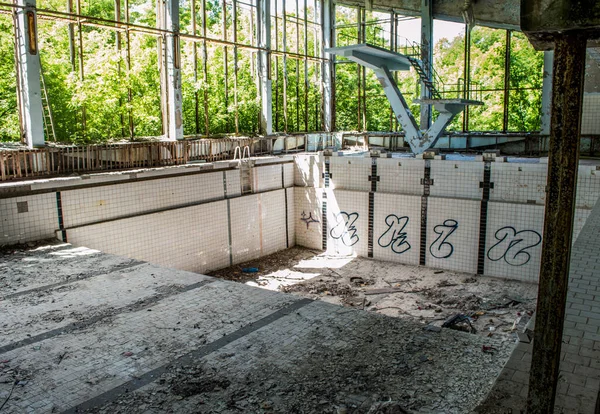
left=15, top=0, right=45, bottom=148
left=337, top=0, right=520, bottom=31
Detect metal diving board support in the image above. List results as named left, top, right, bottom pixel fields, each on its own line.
left=326, top=44, right=483, bottom=154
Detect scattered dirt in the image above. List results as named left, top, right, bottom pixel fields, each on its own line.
left=210, top=246, right=538, bottom=341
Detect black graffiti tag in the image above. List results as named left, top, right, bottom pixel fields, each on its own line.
left=300, top=211, right=319, bottom=229
left=378, top=215, right=410, bottom=254
left=330, top=212, right=359, bottom=246
left=429, top=219, right=458, bottom=259
left=487, top=226, right=542, bottom=266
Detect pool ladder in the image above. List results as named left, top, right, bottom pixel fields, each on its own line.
left=234, top=146, right=253, bottom=195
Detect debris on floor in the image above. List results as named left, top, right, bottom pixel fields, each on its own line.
left=209, top=246, right=538, bottom=342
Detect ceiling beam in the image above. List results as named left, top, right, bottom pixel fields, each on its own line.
left=335, top=0, right=520, bottom=31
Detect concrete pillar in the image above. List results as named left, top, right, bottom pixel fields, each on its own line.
left=15, top=0, right=45, bottom=148
left=322, top=0, right=333, bottom=132
left=159, top=0, right=183, bottom=140
left=527, top=33, right=587, bottom=414
left=420, top=0, right=433, bottom=130
left=257, top=0, right=272, bottom=136
left=540, top=50, right=553, bottom=135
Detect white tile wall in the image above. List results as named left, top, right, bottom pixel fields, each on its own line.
left=372, top=193, right=422, bottom=265
left=377, top=158, right=425, bottom=195
left=425, top=197, right=481, bottom=274
left=229, top=194, right=261, bottom=264
left=294, top=154, right=323, bottom=187
left=329, top=157, right=371, bottom=191
left=283, top=163, right=294, bottom=188
left=582, top=93, right=600, bottom=135
left=490, top=163, right=547, bottom=205
left=484, top=201, right=545, bottom=282
left=286, top=187, right=296, bottom=248
left=576, top=166, right=600, bottom=209
left=326, top=190, right=369, bottom=257
left=259, top=190, right=288, bottom=257
left=0, top=193, right=59, bottom=245
left=294, top=187, right=323, bottom=250
left=61, top=172, right=225, bottom=228
left=226, top=169, right=242, bottom=198
left=430, top=160, right=483, bottom=200
left=253, top=165, right=284, bottom=192
left=65, top=200, right=231, bottom=274
left=573, top=208, right=591, bottom=243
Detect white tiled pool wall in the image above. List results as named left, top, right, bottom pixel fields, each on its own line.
left=293, top=154, right=600, bottom=283
left=0, top=159, right=295, bottom=274
left=2, top=153, right=599, bottom=282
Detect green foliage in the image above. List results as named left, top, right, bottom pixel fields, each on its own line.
left=0, top=3, right=544, bottom=144
left=332, top=12, right=544, bottom=134
left=0, top=16, right=20, bottom=142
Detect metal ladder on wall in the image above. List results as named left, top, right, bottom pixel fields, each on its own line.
left=234, top=146, right=253, bottom=194
left=40, top=63, right=56, bottom=142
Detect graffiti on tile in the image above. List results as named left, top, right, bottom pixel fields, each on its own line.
left=300, top=211, right=319, bottom=229
left=330, top=212, right=359, bottom=246
left=378, top=215, right=411, bottom=254
left=487, top=226, right=542, bottom=266
left=429, top=219, right=458, bottom=259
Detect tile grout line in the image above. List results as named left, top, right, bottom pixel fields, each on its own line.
left=477, top=160, right=492, bottom=275
left=1, top=259, right=145, bottom=301
left=61, top=298, right=313, bottom=414
left=0, top=279, right=217, bottom=355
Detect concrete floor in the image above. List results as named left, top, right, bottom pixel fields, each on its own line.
left=0, top=241, right=515, bottom=414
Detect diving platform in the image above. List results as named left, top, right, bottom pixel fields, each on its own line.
left=326, top=44, right=483, bottom=154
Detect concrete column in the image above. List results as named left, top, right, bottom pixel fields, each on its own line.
left=322, top=0, right=333, bottom=132
left=159, top=0, right=183, bottom=140
left=257, top=0, right=272, bottom=135
left=527, top=33, right=587, bottom=414
left=540, top=50, right=553, bottom=135
left=420, top=0, right=433, bottom=130
left=15, top=0, right=45, bottom=148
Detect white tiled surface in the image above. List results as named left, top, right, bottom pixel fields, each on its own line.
left=490, top=163, right=547, bottom=205
left=425, top=197, right=480, bottom=274
left=286, top=187, right=296, bottom=248
left=329, top=157, right=371, bottom=191
left=430, top=160, right=483, bottom=200
left=0, top=194, right=58, bottom=245
left=61, top=172, right=225, bottom=228
left=372, top=193, right=422, bottom=265
left=582, top=93, right=600, bottom=135
left=294, top=154, right=323, bottom=187
left=229, top=189, right=290, bottom=264
left=226, top=169, right=242, bottom=198
left=294, top=187, right=323, bottom=250
left=575, top=166, right=600, bottom=209
left=326, top=190, right=369, bottom=257
left=377, top=158, right=425, bottom=196
left=484, top=201, right=545, bottom=282
left=230, top=194, right=261, bottom=264
left=253, top=165, right=284, bottom=192
left=283, top=163, right=294, bottom=188
left=573, top=208, right=592, bottom=244
left=259, top=190, right=288, bottom=257
left=66, top=200, right=231, bottom=274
